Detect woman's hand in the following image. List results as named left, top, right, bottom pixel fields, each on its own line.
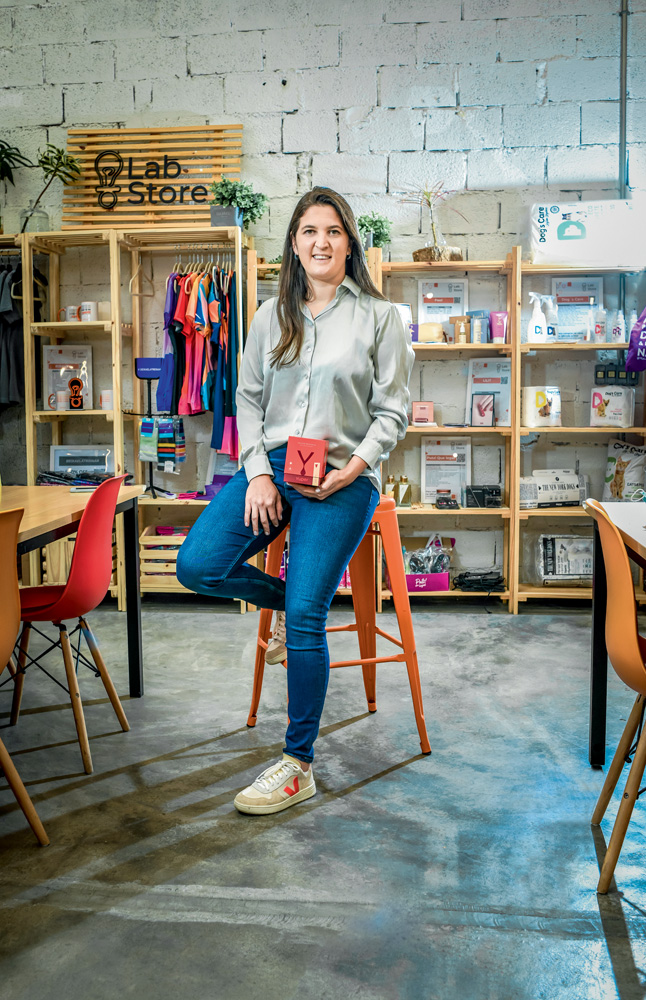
left=245, top=475, right=284, bottom=535
left=293, top=455, right=368, bottom=501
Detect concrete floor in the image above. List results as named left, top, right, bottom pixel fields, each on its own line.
left=1, top=602, right=645, bottom=1000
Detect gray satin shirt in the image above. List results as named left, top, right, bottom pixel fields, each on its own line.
left=236, top=275, right=414, bottom=491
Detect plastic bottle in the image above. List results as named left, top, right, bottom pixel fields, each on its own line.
left=593, top=302, right=607, bottom=344
left=457, top=320, right=468, bottom=344
left=472, top=317, right=482, bottom=343
left=585, top=297, right=596, bottom=342
left=630, top=309, right=639, bottom=335
left=527, top=292, right=547, bottom=343
left=611, top=309, right=627, bottom=344
left=543, top=296, right=558, bottom=342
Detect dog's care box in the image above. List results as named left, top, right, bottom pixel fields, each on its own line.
left=284, top=436, right=329, bottom=487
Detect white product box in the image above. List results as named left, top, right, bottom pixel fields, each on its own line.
left=43, top=345, right=93, bottom=410
left=530, top=201, right=646, bottom=268
left=590, top=386, right=635, bottom=428
left=551, top=277, right=604, bottom=342
left=521, top=386, right=562, bottom=427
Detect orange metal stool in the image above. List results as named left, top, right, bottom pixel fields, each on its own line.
left=247, top=496, right=431, bottom=755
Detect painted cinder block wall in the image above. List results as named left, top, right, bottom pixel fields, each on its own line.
left=1, top=0, right=645, bottom=571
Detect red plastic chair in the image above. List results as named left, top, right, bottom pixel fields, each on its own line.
left=249, top=496, right=431, bottom=756
left=9, top=476, right=130, bottom=775
left=0, top=507, right=49, bottom=845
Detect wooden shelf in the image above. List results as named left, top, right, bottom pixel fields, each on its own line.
left=520, top=426, right=646, bottom=435
left=517, top=584, right=592, bottom=600
left=519, top=506, right=588, bottom=518
left=381, top=260, right=508, bottom=275
left=520, top=342, right=628, bottom=353
left=522, top=263, right=645, bottom=276
left=33, top=408, right=114, bottom=421
left=396, top=506, right=511, bottom=517
left=407, top=425, right=512, bottom=436
left=31, top=320, right=111, bottom=333
left=413, top=342, right=511, bottom=355
left=138, top=496, right=209, bottom=507
left=381, top=588, right=510, bottom=599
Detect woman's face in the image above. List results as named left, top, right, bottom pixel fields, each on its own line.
left=291, top=204, right=351, bottom=288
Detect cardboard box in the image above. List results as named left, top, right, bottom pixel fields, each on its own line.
left=284, top=436, right=329, bottom=486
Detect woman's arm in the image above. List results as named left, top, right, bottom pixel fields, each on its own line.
left=352, top=303, right=414, bottom=468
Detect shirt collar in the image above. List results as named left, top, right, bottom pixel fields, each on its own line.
left=300, top=275, right=361, bottom=319
left=340, top=275, right=360, bottom=297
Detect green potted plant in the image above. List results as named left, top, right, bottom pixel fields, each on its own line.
left=208, top=178, right=268, bottom=231
left=20, top=145, right=81, bottom=233
left=357, top=212, right=392, bottom=251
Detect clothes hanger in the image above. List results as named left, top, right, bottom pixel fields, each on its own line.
left=129, top=258, right=155, bottom=297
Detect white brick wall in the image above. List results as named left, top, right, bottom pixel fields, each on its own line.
left=1, top=0, right=641, bottom=507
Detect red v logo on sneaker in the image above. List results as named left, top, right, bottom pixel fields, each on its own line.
left=284, top=776, right=300, bottom=796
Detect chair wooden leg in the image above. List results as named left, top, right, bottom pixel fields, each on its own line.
left=5, top=656, right=17, bottom=679
left=597, top=717, right=646, bottom=894
left=0, top=738, right=49, bottom=846
left=10, top=623, right=31, bottom=726
left=247, top=531, right=287, bottom=727
left=592, top=694, right=644, bottom=826
left=79, top=618, right=129, bottom=732
left=59, top=624, right=93, bottom=774
left=380, top=515, right=431, bottom=756
left=348, top=532, right=377, bottom=712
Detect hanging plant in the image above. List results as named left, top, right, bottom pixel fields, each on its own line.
left=357, top=212, right=392, bottom=249
left=208, top=178, right=268, bottom=230
left=20, top=144, right=82, bottom=232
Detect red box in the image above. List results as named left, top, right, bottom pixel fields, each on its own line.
left=284, top=436, right=329, bottom=487
left=405, top=572, right=450, bottom=592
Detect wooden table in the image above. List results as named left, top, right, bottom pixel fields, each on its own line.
left=589, top=501, right=646, bottom=767
left=1, top=484, right=145, bottom=697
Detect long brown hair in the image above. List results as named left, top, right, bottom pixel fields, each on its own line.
left=271, top=187, right=387, bottom=367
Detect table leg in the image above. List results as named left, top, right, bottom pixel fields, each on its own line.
left=590, top=521, right=608, bottom=767
left=123, top=499, right=143, bottom=697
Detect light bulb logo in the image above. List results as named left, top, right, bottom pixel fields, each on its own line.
left=94, top=150, right=123, bottom=210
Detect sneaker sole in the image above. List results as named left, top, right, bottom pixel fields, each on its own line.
left=265, top=650, right=287, bottom=665
left=234, top=781, right=316, bottom=815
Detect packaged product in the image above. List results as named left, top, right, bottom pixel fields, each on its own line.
left=536, top=534, right=593, bottom=586
left=626, top=305, right=646, bottom=372
left=602, top=438, right=646, bottom=501
left=521, top=386, right=562, bottom=427
left=590, top=387, right=635, bottom=428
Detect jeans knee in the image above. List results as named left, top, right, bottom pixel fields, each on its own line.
left=175, top=543, right=196, bottom=591
left=286, top=597, right=327, bottom=645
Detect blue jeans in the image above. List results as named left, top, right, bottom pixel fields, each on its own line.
left=176, top=446, right=380, bottom=763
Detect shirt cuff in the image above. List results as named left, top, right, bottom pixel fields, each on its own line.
left=352, top=441, right=383, bottom=471
left=244, top=453, right=274, bottom=481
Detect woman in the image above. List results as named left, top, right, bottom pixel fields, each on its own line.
left=177, top=187, right=413, bottom=815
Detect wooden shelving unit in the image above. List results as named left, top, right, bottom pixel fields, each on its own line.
left=247, top=247, right=646, bottom=614
left=19, top=225, right=247, bottom=609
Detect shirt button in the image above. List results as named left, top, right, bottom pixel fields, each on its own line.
left=300, top=400, right=305, bottom=407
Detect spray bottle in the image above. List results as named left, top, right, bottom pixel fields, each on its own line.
left=630, top=309, right=639, bottom=335
left=585, top=297, right=596, bottom=342
left=543, top=295, right=558, bottom=342
left=611, top=309, right=626, bottom=344
left=593, top=301, right=607, bottom=344
left=527, top=292, right=547, bottom=343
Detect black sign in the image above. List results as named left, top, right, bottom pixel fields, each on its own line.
left=93, top=150, right=209, bottom=211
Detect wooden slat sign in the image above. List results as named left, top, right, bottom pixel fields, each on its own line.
left=63, top=125, right=242, bottom=228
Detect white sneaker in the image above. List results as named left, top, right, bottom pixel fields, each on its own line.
left=234, top=755, right=316, bottom=815
left=265, top=610, right=287, bottom=664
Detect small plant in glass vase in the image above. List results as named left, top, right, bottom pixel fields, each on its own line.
left=20, top=145, right=82, bottom=233
left=401, top=181, right=467, bottom=262
left=0, top=140, right=33, bottom=233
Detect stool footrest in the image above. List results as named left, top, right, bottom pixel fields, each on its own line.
left=331, top=654, right=406, bottom=669
left=326, top=624, right=359, bottom=634
left=374, top=627, right=404, bottom=650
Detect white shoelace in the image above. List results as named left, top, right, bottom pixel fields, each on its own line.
left=253, top=759, right=300, bottom=793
